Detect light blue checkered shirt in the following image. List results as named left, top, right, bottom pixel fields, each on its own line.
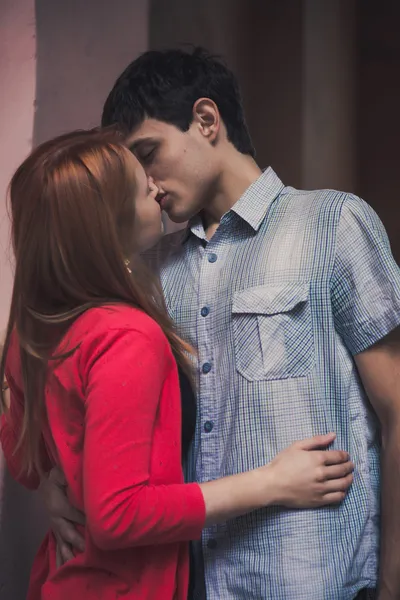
left=145, top=167, right=400, bottom=600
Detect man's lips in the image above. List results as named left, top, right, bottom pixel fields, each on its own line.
left=156, top=193, right=168, bottom=209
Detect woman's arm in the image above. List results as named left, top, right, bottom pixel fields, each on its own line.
left=82, top=323, right=354, bottom=552
left=82, top=325, right=205, bottom=550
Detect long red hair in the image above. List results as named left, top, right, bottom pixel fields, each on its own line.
left=0, top=128, right=192, bottom=475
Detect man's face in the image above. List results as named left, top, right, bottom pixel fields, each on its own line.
left=126, top=118, right=219, bottom=223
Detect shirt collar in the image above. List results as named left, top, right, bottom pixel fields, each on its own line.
left=182, top=167, right=285, bottom=243
left=230, top=167, right=285, bottom=231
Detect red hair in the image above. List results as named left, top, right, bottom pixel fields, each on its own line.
left=0, top=129, right=192, bottom=475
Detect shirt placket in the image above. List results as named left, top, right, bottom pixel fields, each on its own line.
left=195, top=237, right=225, bottom=562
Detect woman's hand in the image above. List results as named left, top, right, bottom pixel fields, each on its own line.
left=262, top=432, right=354, bottom=508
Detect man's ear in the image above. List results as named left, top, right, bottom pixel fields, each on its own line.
left=192, top=98, right=220, bottom=143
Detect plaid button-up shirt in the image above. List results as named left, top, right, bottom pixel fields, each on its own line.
left=145, top=167, right=400, bottom=599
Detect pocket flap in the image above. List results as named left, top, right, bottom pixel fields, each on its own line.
left=232, top=282, right=309, bottom=315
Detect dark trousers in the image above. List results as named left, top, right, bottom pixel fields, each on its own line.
left=355, top=590, right=377, bottom=599
left=187, top=573, right=375, bottom=600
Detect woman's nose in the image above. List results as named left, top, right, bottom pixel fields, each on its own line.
left=148, top=176, right=159, bottom=193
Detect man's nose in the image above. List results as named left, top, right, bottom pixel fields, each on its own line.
left=143, top=164, right=154, bottom=178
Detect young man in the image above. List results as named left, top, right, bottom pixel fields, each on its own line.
left=42, top=48, right=400, bottom=599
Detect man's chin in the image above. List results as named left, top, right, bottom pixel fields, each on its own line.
left=164, top=210, right=192, bottom=225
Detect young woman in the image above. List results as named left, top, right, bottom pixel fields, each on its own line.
left=0, top=130, right=354, bottom=600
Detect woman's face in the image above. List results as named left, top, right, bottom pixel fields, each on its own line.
left=130, top=154, right=164, bottom=252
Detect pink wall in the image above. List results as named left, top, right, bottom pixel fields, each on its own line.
left=0, top=2, right=149, bottom=597
left=0, top=5, right=39, bottom=597
left=33, top=0, right=149, bottom=145
left=0, top=0, right=36, bottom=334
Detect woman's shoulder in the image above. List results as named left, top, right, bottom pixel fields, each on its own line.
left=67, top=305, right=173, bottom=376
left=72, top=304, right=165, bottom=342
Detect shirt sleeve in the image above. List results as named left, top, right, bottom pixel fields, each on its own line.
left=0, top=339, right=52, bottom=490
left=80, top=324, right=205, bottom=551
left=330, top=194, right=400, bottom=355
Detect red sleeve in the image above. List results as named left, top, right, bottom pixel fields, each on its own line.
left=81, top=323, right=205, bottom=551
left=1, top=340, right=52, bottom=490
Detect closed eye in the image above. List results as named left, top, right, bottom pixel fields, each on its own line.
left=138, top=147, right=156, bottom=164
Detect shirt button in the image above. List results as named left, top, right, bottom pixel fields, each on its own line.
left=207, top=538, right=217, bottom=549
left=202, top=362, right=212, bottom=374
left=204, top=421, right=214, bottom=433
left=208, top=253, right=218, bottom=263
left=200, top=307, right=209, bottom=317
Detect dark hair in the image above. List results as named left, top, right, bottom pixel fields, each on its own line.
left=0, top=128, right=193, bottom=475
left=102, top=46, right=255, bottom=157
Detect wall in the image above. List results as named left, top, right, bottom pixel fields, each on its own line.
left=150, top=0, right=304, bottom=186
left=358, top=0, right=400, bottom=262
left=0, top=0, right=36, bottom=333
left=34, top=0, right=149, bottom=145
left=302, top=0, right=357, bottom=191
left=0, top=2, right=149, bottom=598
left=0, top=4, right=40, bottom=597
left=150, top=0, right=358, bottom=192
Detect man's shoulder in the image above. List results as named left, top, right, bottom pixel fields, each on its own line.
left=281, top=188, right=381, bottom=233
left=280, top=185, right=351, bottom=210
left=277, top=186, right=369, bottom=234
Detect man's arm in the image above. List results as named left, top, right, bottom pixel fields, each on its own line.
left=328, top=194, right=400, bottom=598
left=355, top=327, right=400, bottom=600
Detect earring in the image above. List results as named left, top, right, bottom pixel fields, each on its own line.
left=124, top=258, right=132, bottom=274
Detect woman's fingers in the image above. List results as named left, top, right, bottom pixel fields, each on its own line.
left=322, top=450, right=350, bottom=466
left=323, top=460, right=354, bottom=480
left=318, top=491, right=347, bottom=506
left=296, top=432, right=336, bottom=451
left=322, top=473, right=354, bottom=494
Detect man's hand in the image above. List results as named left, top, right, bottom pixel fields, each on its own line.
left=39, top=467, right=86, bottom=566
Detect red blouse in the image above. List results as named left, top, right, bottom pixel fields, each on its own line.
left=1, top=306, right=205, bottom=600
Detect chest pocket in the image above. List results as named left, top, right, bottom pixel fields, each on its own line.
left=232, top=282, right=314, bottom=381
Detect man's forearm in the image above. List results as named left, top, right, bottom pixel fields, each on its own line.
left=378, top=423, right=400, bottom=600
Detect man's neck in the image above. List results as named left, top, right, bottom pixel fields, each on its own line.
left=202, top=152, right=262, bottom=239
